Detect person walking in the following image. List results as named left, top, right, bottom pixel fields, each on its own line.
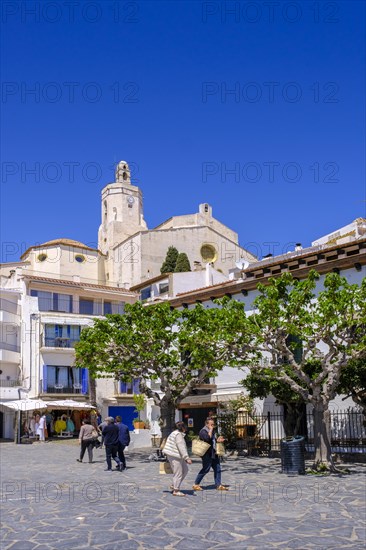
left=77, top=418, right=95, bottom=463
left=163, top=421, right=192, bottom=497
left=115, top=415, right=130, bottom=471
left=98, top=418, right=108, bottom=449
left=37, top=413, right=46, bottom=442
left=192, top=418, right=228, bottom=491
left=102, top=417, right=122, bottom=472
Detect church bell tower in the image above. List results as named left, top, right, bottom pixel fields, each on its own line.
left=98, top=161, right=147, bottom=257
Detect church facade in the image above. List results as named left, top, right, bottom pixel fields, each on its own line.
left=98, top=161, right=257, bottom=288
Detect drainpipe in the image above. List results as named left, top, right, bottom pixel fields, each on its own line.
left=17, top=313, right=40, bottom=443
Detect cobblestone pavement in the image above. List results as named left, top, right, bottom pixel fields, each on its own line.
left=0, top=440, right=365, bottom=550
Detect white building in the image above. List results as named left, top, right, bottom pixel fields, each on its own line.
left=168, top=231, right=366, bottom=432
left=0, top=239, right=137, bottom=439
left=0, top=159, right=255, bottom=439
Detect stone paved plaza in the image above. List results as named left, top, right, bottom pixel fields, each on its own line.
left=0, top=439, right=365, bottom=550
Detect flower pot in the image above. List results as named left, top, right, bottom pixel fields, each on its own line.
left=133, top=421, right=145, bottom=429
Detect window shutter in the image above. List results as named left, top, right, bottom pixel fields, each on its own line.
left=43, top=365, right=48, bottom=392
left=81, top=369, right=89, bottom=394
left=133, top=378, right=140, bottom=394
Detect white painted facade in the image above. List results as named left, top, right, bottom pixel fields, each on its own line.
left=0, top=157, right=364, bottom=442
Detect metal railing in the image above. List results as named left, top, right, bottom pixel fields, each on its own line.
left=0, top=378, right=21, bottom=387
left=217, top=409, right=366, bottom=456
left=43, top=384, right=85, bottom=394
left=43, top=337, right=79, bottom=348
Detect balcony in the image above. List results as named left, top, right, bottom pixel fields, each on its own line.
left=0, top=341, right=20, bottom=364
left=41, top=384, right=85, bottom=395
left=0, top=298, right=19, bottom=315
left=43, top=337, right=79, bottom=349
left=0, top=378, right=22, bottom=400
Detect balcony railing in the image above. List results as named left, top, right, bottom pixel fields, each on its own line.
left=0, top=341, right=20, bottom=353
left=0, top=378, right=21, bottom=387
left=43, top=384, right=84, bottom=394
left=0, top=298, right=19, bottom=315
left=43, top=337, right=79, bottom=349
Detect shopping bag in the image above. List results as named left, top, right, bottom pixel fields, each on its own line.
left=159, top=461, right=173, bottom=474
left=191, top=439, right=211, bottom=457
left=216, top=442, right=225, bottom=456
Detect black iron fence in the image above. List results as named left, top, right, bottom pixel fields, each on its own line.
left=217, top=409, right=366, bottom=456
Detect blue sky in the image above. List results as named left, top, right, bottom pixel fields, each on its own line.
left=1, top=0, right=365, bottom=262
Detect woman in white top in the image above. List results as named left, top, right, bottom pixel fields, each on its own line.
left=163, top=422, right=192, bottom=497
left=36, top=414, right=46, bottom=442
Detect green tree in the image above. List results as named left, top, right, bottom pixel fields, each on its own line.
left=219, top=271, right=366, bottom=471
left=160, top=246, right=179, bottom=273
left=338, top=358, right=366, bottom=419
left=241, top=367, right=308, bottom=437
left=74, top=301, right=235, bottom=439
left=174, top=252, right=191, bottom=272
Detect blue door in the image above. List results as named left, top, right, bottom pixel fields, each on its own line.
left=108, top=406, right=136, bottom=430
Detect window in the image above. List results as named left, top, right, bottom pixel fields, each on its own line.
left=31, top=290, right=73, bottom=313
left=37, top=253, right=47, bottom=262
left=79, top=299, right=94, bottom=315
left=200, top=244, right=217, bottom=263
left=120, top=378, right=140, bottom=394
left=140, top=287, right=151, bottom=301
left=75, top=255, right=85, bottom=263
left=159, top=283, right=169, bottom=295
left=44, top=324, right=81, bottom=348
left=104, top=301, right=112, bottom=315
left=103, top=301, right=125, bottom=315
left=42, top=365, right=88, bottom=394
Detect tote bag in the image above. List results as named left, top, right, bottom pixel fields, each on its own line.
left=191, top=438, right=211, bottom=457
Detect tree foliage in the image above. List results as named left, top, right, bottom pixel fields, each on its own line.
left=219, top=270, right=366, bottom=470
left=74, top=301, right=236, bottom=439
left=160, top=246, right=179, bottom=273
left=338, top=358, right=366, bottom=417
left=174, top=252, right=191, bottom=272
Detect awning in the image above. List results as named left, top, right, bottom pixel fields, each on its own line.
left=45, top=399, right=92, bottom=410
left=0, top=398, right=92, bottom=412
left=211, top=390, right=244, bottom=403
left=0, top=399, right=49, bottom=412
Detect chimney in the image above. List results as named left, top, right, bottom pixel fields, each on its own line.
left=295, top=243, right=302, bottom=251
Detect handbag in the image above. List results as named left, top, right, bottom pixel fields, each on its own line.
left=192, top=438, right=211, bottom=457
left=91, top=428, right=99, bottom=439
left=159, top=461, right=173, bottom=474
left=216, top=442, right=225, bottom=456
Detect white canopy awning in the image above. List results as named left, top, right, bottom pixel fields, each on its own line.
left=0, top=398, right=92, bottom=412
left=45, top=399, right=92, bottom=410
left=0, top=399, right=49, bottom=412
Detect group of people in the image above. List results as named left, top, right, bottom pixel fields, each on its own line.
left=163, top=417, right=228, bottom=497
left=77, top=415, right=130, bottom=471
left=77, top=413, right=226, bottom=495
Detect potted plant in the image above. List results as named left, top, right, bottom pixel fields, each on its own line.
left=133, top=394, right=146, bottom=429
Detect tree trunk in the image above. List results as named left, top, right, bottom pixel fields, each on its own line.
left=283, top=402, right=305, bottom=437
left=89, top=376, right=97, bottom=407
left=159, top=398, right=176, bottom=442
left=312, top=403, right=334, bottom=470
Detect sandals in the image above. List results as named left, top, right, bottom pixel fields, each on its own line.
left=172, top=490, right=186, bottom=497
